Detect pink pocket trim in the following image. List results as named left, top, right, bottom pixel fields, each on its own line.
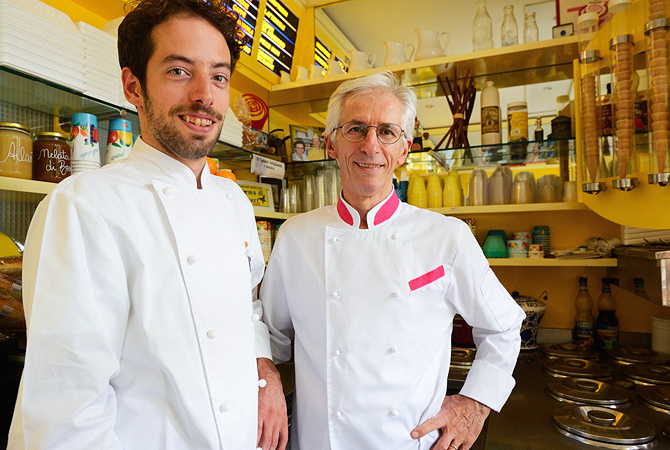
left=409, top=265, right=445, bottom=291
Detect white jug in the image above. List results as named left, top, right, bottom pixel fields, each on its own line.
left=383, top=41, right=414, bottom=66
left=349, top=50, right=375, bottom=71
left=326, top=58, right=344, bottom=76
left=414, top=29, right=449, bottom=61
left=296, top=66, right=309, bottom=81
left=309, top=64, right=323, bottom=79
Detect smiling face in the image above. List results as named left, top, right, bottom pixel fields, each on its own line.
left=122, top=14, right=231, bottom=168
left=326, top=92, right=410, bottom=213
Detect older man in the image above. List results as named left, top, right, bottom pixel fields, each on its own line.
left=260, top=71, right=524, bottom=450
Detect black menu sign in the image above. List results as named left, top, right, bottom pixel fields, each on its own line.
left=314, top=36, right=331, bottom=70
left=256, top=0, right=299, bottom=75
left=227, top=0, right=260, bottom=55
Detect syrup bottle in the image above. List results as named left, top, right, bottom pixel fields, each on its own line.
left=573, top=277, right=595, bottom=347
left=596, top=278, right=619, bottom=349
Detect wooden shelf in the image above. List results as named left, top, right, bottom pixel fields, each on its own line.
left=488, top=258, right=617, bottom=267
left=254, top=209, right=291, bottom=220
left=0, top=177, right=55, bottom=195
left=431, top=202, right=589, bottom=215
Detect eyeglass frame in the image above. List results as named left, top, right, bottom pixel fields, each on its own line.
left=332, top=121, right=406, bottom=145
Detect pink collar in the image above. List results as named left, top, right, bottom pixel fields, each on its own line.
left=336, top=190, right=400, bottom=228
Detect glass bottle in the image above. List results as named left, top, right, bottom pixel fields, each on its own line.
left=596, top=278, right=619, bottom=349
left=523, top=12, right=539, bottom=43
left=573, top=277, right=595, bottom=347
left=481, top=81, right=501, bottom=145
left=473, top=0, right=493, bottom=51
left=501, top=5, right=518, bottom=47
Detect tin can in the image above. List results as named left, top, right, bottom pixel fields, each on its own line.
left=507, top=101, right=529, bottom=142
left=69, top=113, right=100, bottom=173
left=33, top=132, right=71, bottom=182
left=0, top=122, right=32, bottom=179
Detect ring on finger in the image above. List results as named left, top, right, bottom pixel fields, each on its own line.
left=449, top=445, right=458, bottom=450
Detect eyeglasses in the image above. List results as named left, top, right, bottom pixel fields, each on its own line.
left=334, top=121, right=405, bottom=145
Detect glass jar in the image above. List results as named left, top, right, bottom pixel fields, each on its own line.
left=0, top=122, right=32, bottom=179
left=523, top=12, right=538, bottom=44
left=507, top=101, right=528, bottom=142
left=33, top=132, right=71, bottom=182
left=501, top=5, right=518, bottom=47
left=473, top=0, right=493, bottom=51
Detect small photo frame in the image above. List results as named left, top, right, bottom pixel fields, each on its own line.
left=289, top=124, right=327, bottom=162
left=237, top=180, right=275, bottom=211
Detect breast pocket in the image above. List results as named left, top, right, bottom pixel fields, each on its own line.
left=409, top=265, right=445, bottom=291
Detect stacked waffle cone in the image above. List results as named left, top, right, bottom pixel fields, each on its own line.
left=648, top=2, right=669, bottom=173
left=613, top=41, right=634, bottom=179
left=581, top=75, right=600, bottom=182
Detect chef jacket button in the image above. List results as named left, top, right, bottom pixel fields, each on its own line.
left=390, top=409, right=399, bottom=417
left=334, top=411, right=342, bottom=418
left=389, top=346, right=398, bottom=353
left=393, top=291, right=401, bottom=298
left=220, top=403, right=231, bottom=412
left=246, top=249, right=255, bottom=257
left=258, top=379, right=267, bottom=388
left=163, top=187, right=172, bottom=196
left=332, top=237, right=340, bottom=243
left=391, top=234, right=400, bottom=240
left=334, top=349, right=342, bottom=356
left=226, top=193, right=233, bottom=200
left=207, top=329, right=217, bottom=339
left=251, top=313, right=260, bottom=321
left=187, top=255, right=199, bottom=264
left=332, top=291, right=340, bottom=298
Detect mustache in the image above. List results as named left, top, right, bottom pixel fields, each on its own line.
left=171, top=104, right=223, bottom=122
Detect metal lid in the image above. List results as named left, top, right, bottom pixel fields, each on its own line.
left=580, top=49, right=600, bottom=64
left=609, top=34, right=634, bottom=48
left=540, top=343, right=600, bottom=360
left=552, top=405, right=658, bottom=448
left=546, top=378, right=632, bottom=407
left=637, top=385, right=670, bottom=413
left=507, top=101, right=527, bottom=109
left=620, top=364, right=670, bottom=385
left=607, top=347, right=670, bottom=365
left=645, top=18, right=668, bottom=34
left=33, top=131, right=68, bottom=140
left=543, top=358, right=613, bottom=378
left=450, top=347, right=475, bottom=367
left=0, top=121, right=30, bottom=134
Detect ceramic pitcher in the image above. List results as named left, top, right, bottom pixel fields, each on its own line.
left=326, top=58, right=344, bottom=76
left=414, top=29, right=450, bottom=61
left=383, top=41, right=414, bottom=66
left=349, top=50, right=375, bottom=71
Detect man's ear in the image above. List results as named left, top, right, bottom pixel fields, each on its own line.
left=325, top=134, right=338, bottom=159
left=397, top=138, right=411, bottom=166
left=121, top=67, right=144, bottom=108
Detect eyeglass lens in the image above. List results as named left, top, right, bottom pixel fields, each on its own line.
left=341, top=122, right=402, bottom=144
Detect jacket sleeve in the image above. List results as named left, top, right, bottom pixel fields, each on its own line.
left=9, top=188, right=128, bottom=449
left=446, top=221, right=526, bottom=412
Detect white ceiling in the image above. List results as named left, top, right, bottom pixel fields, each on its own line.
left=318, top=0, right=574, bottom=135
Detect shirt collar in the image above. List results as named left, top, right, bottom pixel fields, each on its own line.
left=336, top=188, right=400, bottom=229
left=127, top=137, right=209, bottom=189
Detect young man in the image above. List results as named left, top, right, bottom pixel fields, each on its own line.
left=260, top=71, right=525, bottom=450
left=9, top=1, right=286, bottom=449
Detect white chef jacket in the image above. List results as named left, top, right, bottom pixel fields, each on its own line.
left=9, top=138, right=272, bottom=449
left=260, top=190, right=525, bottom=450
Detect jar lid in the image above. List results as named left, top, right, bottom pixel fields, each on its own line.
left=0, top=121, right=30, bottom=133
left=579, top=49, right=600, bottom=64
left=507, top=101, right=527, bottom=109
left=609, top=34, right=634, bottom=48
left=645, top=18, right=668, bottom=34
left=608, top=0, right=632, bottom=15
left=33, top=131, right=68, bottom=140
left=577, top=11, right=599, bottom=30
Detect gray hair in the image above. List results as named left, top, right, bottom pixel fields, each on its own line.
left=325, top=71, right=417, bottom=141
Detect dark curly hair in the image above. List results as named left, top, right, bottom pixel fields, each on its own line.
left=118, top=0, right=242, bottom=89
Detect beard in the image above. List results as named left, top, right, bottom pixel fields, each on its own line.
left=142, top=92, right=224, bottom=160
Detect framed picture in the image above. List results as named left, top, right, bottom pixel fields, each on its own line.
left=289, top=124, right=327, bottom=162
left=237, top=180, right=275, bottom=212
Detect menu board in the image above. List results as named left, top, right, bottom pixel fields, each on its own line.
left=226, top=0, right=260, bottom=55
left=256, top=0, right=299, bottom=75
left=314, top=36, right=331, bottom=69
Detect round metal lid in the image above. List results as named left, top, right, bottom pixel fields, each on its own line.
left=543, top=358, right=613, bottom=379
left=637, top=385, right=670, bottom=413
left=450, top=347, right=475, bottom=367
left=620, top=364, right=670, bottom=386
left=546, top=378, right=632, bottom=407
left=540, top=343, right=601, bottom=360
left=607, top=348, right=670, bottom=365
left=552, top=405, right=658, bottom=448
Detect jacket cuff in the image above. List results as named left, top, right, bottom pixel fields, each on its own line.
left=458, top=359, right=517, bottom=412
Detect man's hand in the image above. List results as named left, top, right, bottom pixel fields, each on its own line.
left=410, top=394, right=490, bottom=450
left=256, top=358, right=288, bottom=450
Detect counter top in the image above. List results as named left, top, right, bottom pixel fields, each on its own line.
left=485, top=351, right=670, bottom=449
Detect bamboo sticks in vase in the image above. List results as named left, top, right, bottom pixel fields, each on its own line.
left=435, top=69, right=476, bottom=151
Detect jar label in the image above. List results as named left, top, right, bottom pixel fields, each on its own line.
left=0, top=130, right=32, bottom=179
left=508, top=111, right=528, bottom=141
left=597, top=326, right=618, bottom=349
left=481, top=106, right=500, bottom=134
